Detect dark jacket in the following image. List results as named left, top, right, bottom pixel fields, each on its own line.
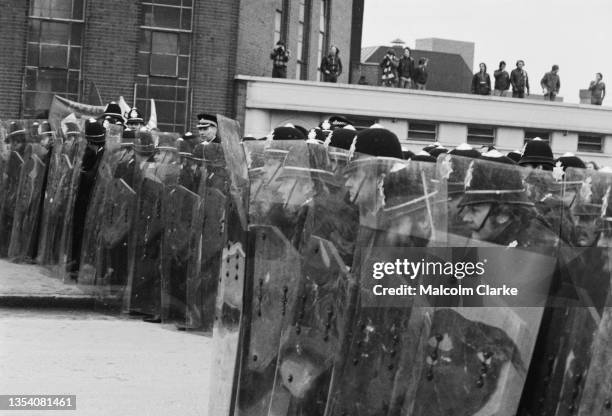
left=397, top=56, right=415, bottom=79
left=471, top=72, right=491, bottom=95
left=321, top=54, right=342, bottom=81
left=413, top=65, right=428, bottom=85
left=494, top=69, right=511, bottom=90
left=510, top=68, right=530, bottom=92
left=540, top=72, right=560, bottom=93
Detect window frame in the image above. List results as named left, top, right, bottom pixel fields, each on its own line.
left=467, top=125, right=496, bottom=146
left=296, top=0, right=311, bottom=80
left=577, top=134, right=604, bottom=153
left=407, top=121, right=438, bottom=142
left=23, top=0, right=85, bottom=118
left=137, top=0, right=194, bottom=132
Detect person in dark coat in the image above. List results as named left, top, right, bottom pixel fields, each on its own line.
left=540, top=65, right=560, bottom=101
left=270, top=40, right=291, bottom=79
left=397, top=47, right=415, bottom=89
left=414, top=58, right=429, bottom=90
left=471, top=62, right=491, bottom=95
left=510, top=60, right=530, bottom=98
left=320, top=45, right=342, bottom=83
left=493, top=61, right=511, bottom=96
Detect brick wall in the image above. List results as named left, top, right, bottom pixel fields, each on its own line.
left=236, top=0, right=281, bottom=79
left=189, top=0, right=240, bottom=131
left=327, top=0, right=352, bottom=84
left=80, top=0, right=140, bottom=105
left=0, top=0, right=28, bottom=118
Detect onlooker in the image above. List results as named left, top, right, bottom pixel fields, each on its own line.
left=413, top=58, right=429, bottom=90
left=397, top=47, right=415, bottom=89
left=320, top=45, right=342, bottom=83
left=471, top=62, right=491, bottom=95
left=379, top=49, right=398, bottom=87
left=510, top=60, right=530, bottom=98
left=270, top=40, right=291, bottom=79
left=589, top=73, right=606, bottom=105
left=540, top=65, right=561, bottom=101
left=493, top=61, right=511, bottom=96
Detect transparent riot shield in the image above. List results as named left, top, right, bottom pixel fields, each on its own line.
left=37, top=130, right=85, bottom=265
left=0, top=123, right=32, bottom=258
left=518, top=168, right=612, bottom=416
left=160, top=184, right=202, bottom=326
left=77, top=125, right=123, bottom=287
left=398, top=157, right=558, bottom=416
left=7, top=141, right=52, bottom=261
left=57, top=136, right=88, bottom=281
left=124, top=132, right=180, bottom=318
left=264, top=142, right=359, bottom=415
left=166, top=143, right=207, bottom=329
left=208, top=116, right=250, bottom=416
left=325, top=156, right=444, bottom=416
left=437, top=153, right=472, bottom=240
left=234, top=140, right=312, bottom=416
left=184, top=142, right=228, bottom=332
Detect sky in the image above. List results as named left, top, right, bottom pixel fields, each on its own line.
left=362, top=0, right=612, bottom=103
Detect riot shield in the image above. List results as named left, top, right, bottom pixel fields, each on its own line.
left=160, top=184, right=201, bottom=326
left=208, top=116, right=250, bottom=416
left=77, top=125, right=123, bottom=287
left=93, top=129, right=138, bottom=297
left=37, top=131, right=84, bottom=265
left=325, top=156, right=444, bottom=416
left=0, top=121, right=33, bottom=257
left=8, top=142, right=52, bottom=261
left=233, top=140, right=311, bottom=416
left=263, top=142, right=360, bottom=415
left=518, top=168, right=612, bottom=416
left=185, top=142, right=228, bottom=331
left=401, top=157, right=558, bottom=416
left=57, top=136, right=88, bottom=280
left=124, top=132, right=180, bottom=318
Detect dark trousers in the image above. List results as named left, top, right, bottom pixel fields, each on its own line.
left=272, top=66, right=287, bottom=79
left=544, top=92, right=557, bottom=101
left=512, top=89, right=525, bottom=98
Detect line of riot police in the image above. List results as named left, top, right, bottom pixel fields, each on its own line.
left=2, top=106, right=612, bottom=416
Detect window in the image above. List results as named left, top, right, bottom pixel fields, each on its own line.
left=524, top=130, right=551, bottom=145
left=137, top=0, right=193, bottom=132
left=296, top=0, right=311, bottom=80
left=408, top=122, right=437, bottom=141
left=578, top=135, right=603, bottom=153
left=274, top=9, right=282, bottom=45
left=467, top=126, right=496, bottom=146
left=24, top=0, right=84, bottom=118
left=142, top=0, right=193, bottom=31
left=317, top=0, right=329, bottom=81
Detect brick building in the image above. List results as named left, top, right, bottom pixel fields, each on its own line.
left=0, top=0, right=364, bottom=132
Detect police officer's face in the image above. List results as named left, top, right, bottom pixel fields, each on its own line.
left=461, top=203, right=499, bottom=241
left=344, top=168, right=369, bottom=205
left=574, top=215, right=601, bottom=247
left=198, top=125, right=217, bottom=142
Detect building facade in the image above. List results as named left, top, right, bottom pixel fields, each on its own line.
left=236, top=76, right=612, bottom=165
left=0, top=0, right=363, bottom=132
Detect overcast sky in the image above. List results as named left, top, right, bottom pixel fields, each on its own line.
left=362, top=0, right=611, bottom=103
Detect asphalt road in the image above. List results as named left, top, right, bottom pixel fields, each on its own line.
left=0, top=308, right=212, bottom=416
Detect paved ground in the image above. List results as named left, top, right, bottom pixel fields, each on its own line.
left=0, top=260, right=87, bottom=298
left=0, top=308, right=212, bottom=416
